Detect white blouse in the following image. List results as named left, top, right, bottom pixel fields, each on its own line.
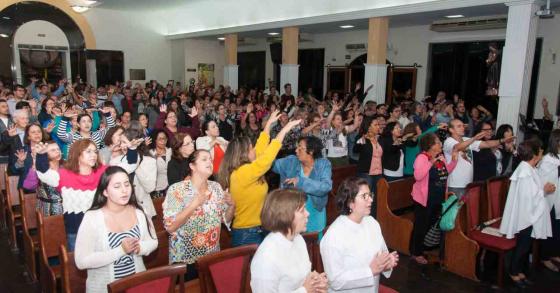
left=538, top=154, right=560, bottom=219
left=320, top=216, right=392, bottom=293
left=251, top=232, right=311, bottom=293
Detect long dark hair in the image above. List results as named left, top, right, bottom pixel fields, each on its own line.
left=89, top=166, right=154, bottom=238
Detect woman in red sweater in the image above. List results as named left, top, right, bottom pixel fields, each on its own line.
left=35, top=138, right=142, bottom=251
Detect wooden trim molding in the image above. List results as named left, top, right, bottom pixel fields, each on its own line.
left=0, top=0, right=96, bottom=49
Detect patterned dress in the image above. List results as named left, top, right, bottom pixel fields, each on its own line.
left=163, top=180, right=228, bottom=264
left=36, top=182, right=63, bottom=216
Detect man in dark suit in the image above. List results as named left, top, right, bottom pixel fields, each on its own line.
left=0, top=99, right=14, bottom=163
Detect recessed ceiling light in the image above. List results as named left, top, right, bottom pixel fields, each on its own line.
left=445, top=15, right=465, bottom=18
left=82, top=0, right=98, bottom=5
left=268, top=32, right=279, bottom=36
left=217, top=37, right=225, bottom=41
left=0, top=34, right=9, bottom=38
left=339, top=25, right=354, bottom=29
left=71, top=6, right=90, bottom=13
left=2, top=16, right=10, bottom=20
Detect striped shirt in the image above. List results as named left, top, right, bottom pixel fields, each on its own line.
left=108, top=224, right=140, bottom=279
left=57, top=112, right=116, bottom=149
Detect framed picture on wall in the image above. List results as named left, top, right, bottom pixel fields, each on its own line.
left=197, top=63, right=215, bottom=87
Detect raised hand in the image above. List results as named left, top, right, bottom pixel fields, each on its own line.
left=159, top=104, right=167, bottom=113
left=284, top=119, right=302, bottom=131
left=266, top=110, right=281, bottom=126
left=64, top=109, right=77, bottom=118
left=45, top=122, right=55, bottom=133
left=15, top=149, right=28, bottom=163
left=100, top=107, right=112, bottom=114
left=28, top=99, right=37, bottom=110
left=7, top=125, right=17, bottom=137
left=34, top=142, right=49, bottom=154
left=144, top=136, right=152, bottom=146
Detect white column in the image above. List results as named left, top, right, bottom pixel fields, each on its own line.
left=223, top=64, right=239, bottom=92
left=497, top=0, right=539, bottom=133
left=280, top=64, right=299, bottom=96
left=363, top=64, right=388, bottom=104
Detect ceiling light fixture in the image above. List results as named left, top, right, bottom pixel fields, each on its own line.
left=339, top=25, right=354, bottom=29
left=445, top=15, right=465, bottom=18
left=71, top=6, right=90, bottom=13
left=2, top=16, right=10, bottom=20
left=0, top=34, right=9, bottom=38
left=82, top=0, right=99, bottom=5
left=217, top=37, right=225, bottom=40
left=268, top=32, right=279, bottom=36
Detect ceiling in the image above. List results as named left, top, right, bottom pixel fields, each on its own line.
left=197, top=2, right=560, bottom=40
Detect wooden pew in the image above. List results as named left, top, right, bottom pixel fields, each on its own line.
left=376, top=178, right=414, bottom=255
left=443, top=200, right=480, bottom=281
left=326, top=164, right=357, bottom=225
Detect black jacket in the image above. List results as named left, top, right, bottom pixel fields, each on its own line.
left=353, top=138, right=381, bottom=174
left=379, top=136, right=404, bottom=172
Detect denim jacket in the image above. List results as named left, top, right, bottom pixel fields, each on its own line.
left=272, top=155, right=332, bottom=211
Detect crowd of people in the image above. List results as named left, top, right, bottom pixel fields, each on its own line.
left=0, top=78, right=559, bottom=292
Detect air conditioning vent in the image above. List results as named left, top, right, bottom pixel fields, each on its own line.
left=430, top=15, right=507, bottom=32
left=266, top=33, right=313, bottom=43
left=346, top=43, right=367, bottom=51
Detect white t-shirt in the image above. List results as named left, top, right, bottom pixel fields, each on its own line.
left=323, top=127, right=350, bottom=158
left=443, top=137, right=481, bottom=188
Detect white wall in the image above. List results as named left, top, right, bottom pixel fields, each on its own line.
left=83, top=8, right=171, bottom=83
left=179, top=39, right=225, bottom=88
left=238, top=17, right=560, bottom=118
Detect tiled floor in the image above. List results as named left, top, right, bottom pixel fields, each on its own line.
left=1, top=228, right=559, bottom=293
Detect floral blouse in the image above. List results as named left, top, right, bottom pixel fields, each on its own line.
left=163, top=179, right=228, bottom=264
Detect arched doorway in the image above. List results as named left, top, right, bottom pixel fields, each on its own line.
left=13, top=20, right=72, bottom=84
left=0, top=1, right=95, bottom=84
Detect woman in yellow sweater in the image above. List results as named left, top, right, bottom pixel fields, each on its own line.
left=218, top=110, right=301, bottom=247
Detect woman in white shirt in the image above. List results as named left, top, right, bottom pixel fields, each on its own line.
left=321, top=177, right=398, bottom=293
left=537, top=129, right=560, bottom=273
left=196, top=119, right=228, bottom=174
left=75, top=166, right=157, bottom=293
left=322, top=102, right=361, bottom=167
left=500, top=139, right=556, bottom=288
left=251, top=189, right=328, bottom=293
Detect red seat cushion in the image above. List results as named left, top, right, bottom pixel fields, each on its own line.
left=380, top=284, right=399, bottom=293
left=470, top=230, right=516, bottom=251
left=125, top=277, right=171, bottom=293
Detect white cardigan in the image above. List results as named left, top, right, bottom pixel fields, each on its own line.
left=133, top=156, right=158, bottom=217
left=75, top=208, right=158, bottom=293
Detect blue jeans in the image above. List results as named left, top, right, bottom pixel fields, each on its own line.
left=66, top=233, right=77, bottom=252
left=231, top=226, right=265, bottom=247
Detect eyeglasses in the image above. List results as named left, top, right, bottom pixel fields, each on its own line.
left=357, top=192, right=374, bottom=200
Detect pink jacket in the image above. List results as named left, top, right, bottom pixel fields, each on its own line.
left=411, top=153, right=457, bottom=207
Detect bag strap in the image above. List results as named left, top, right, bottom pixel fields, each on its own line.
left=441, top=197, right=459, bottom=217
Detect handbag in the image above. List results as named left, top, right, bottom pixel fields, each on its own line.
left=439, top=194, right=462, bottom=232
left=423, top=221, right=441, bottom=248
